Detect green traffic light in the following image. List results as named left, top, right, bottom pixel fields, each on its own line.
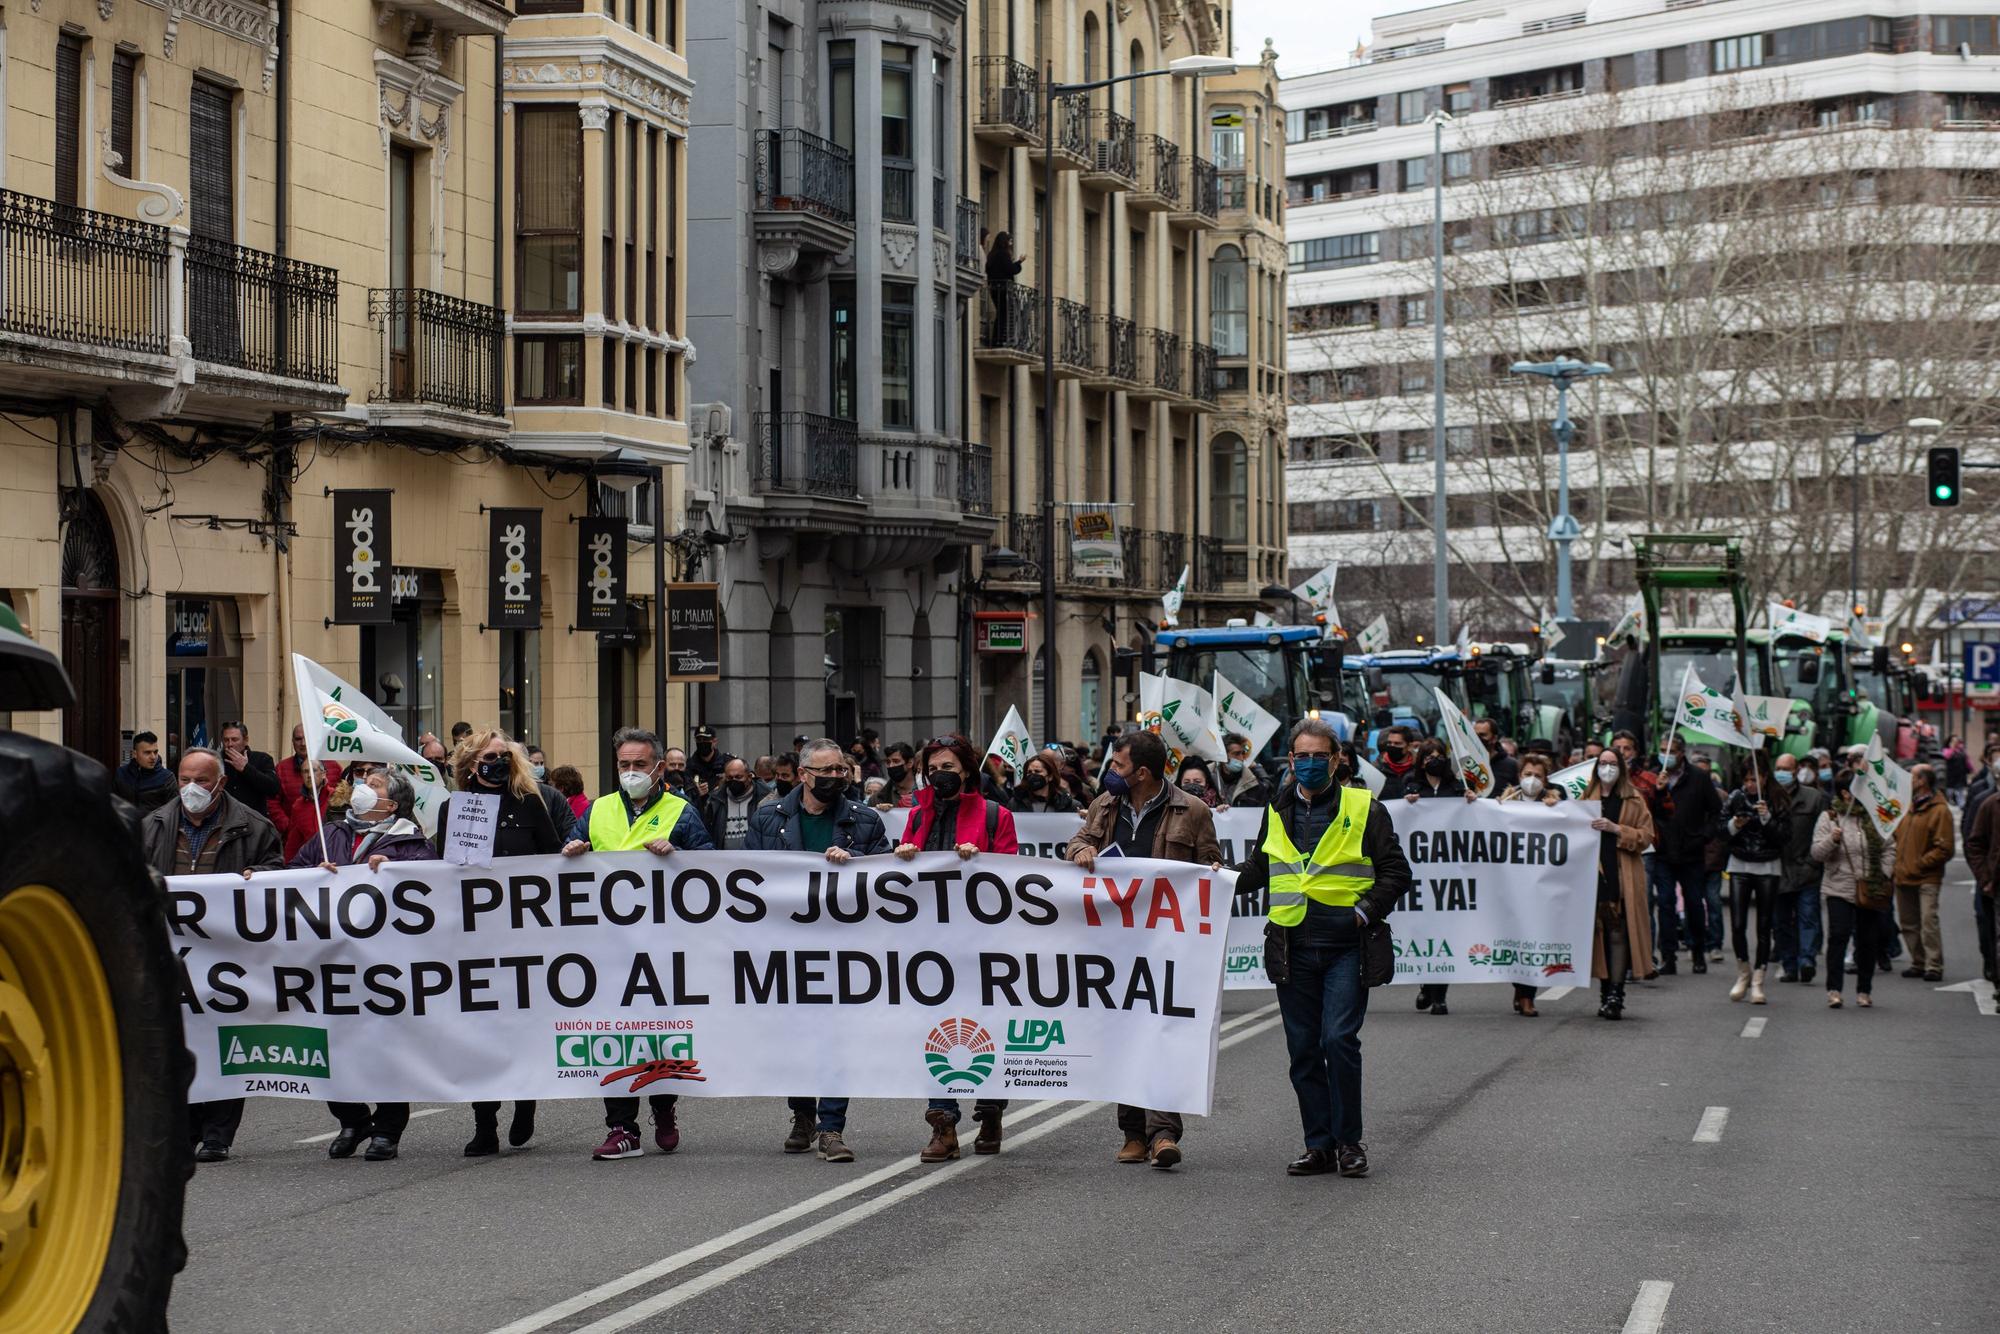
left=1934, top=483, right=1954, bottom=501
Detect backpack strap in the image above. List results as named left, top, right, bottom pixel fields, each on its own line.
left=985, top=795, right=999, bottom=847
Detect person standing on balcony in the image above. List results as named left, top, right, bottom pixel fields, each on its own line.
left=986, top=231, right=1024, bottom=344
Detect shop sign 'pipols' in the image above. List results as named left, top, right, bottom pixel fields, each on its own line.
left=332, top=490, right=392, bottom=625
left=487, top=508, right=542, bottom=630
left=576, top=516, right=627, bottom=629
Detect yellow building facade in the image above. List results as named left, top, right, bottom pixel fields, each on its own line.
left=0, top=0, right=693, bottom=784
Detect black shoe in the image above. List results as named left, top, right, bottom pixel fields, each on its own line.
left=464, top=1125, right=500, bottom=1157
left=1778, top=971, right=1798, bottom=984
left=1657, top=960, right=1678, bottom=976
left=1799, top=965, right=1816, bottom=985
left=508, top=1103, right=537, bottom=1148
left=363, top=1136, right=399, bottom=1161
left=1287, top=1147, right=1336, bottom=1176
left=1901, top=966, right=1924, bottom=978
left=1414, top=986, right=1433, bottom=1012
left=782, top=1112, right=815, bottom=1154
left=328, top=1128, right=364, bottom=1160
left=1334, top=1142, right=1369, bottom=1177
left=1428, top=1000, right=1449, bottom=1016
left=1922, top=970, right=1942, bottom=982
left=194, top=1141, right=229, bottom=1164
left=1691, top=958, right=1707, bottom=975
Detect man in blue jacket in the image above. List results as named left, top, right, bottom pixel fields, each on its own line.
left=747, top=736, right=891, bottom=1163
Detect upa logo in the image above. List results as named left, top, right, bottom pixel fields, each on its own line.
left=500, top=522, right=532, bottom=601
left=219, top=1024, right=330, bottom=1078
left=923, top=1017, right=995, bottom=1088
left=587, top=529, right=620, bottom=608
left=344, top=504, right=381, bottom=596
left=1003, top=1019, right=1066, bottom=1053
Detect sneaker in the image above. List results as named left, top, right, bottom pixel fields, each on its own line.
left=653, top=1104, right=680, bottom=1154
left=1334, top=1142, right=1370, bottom=1177
left=816, top=1131, right=855, bottom=1163
left=592, top=1127, right=643, bottom=1160
left=782, top=1111, right=815, bottom=1154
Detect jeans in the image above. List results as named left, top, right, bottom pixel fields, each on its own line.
left=603, top=1094, right=676, bottom=1132
left=788, top=1096, right=848, bottom=1133
left=1775, top=885, right=1823, bottom=974
left=1274, top=931, right=1369, bottom=1150
left=328, top=1102, right=410, bottom=1139
left=1705, top=871, right=1726, bottom=952
left=1656, top=861, right=1709, bottom=963
left=1825, top=896, right=1880, bottom=995
left=928, top=1098, right=1007, bottom=1125
left=1730, top=873, right=1780, bottom=968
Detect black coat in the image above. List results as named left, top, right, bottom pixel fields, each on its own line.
left=704, top=778, right=773, bottom=845
left=438, top=787, right=562, bottom=859
left=1384, top=768, right=1465, bottom=801
left=746, top=787, right=890, bottom=855
left=1234, top=785, right=1412, bottom=926
left=1724, top=787, right=1792, bottom=864
left=1650, top=767, right=1722, bottom=868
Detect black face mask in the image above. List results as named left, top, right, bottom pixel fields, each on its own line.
left=1424, top=755, right=1453, bottom=779
left=475, top=758, right=511, bottom=787
left=1382, top=745, right=1406, bottom=761
left=810, top=774, right=848, bottom=804
left=1021, top=771, right=1046, bottom=792
left=775, top=778, right=795, bottom=795
left=726, top=779, right=752, bottom=798
left=928, top=770, right=964, bottom=800
left=886, top=765, right=907, bottom=782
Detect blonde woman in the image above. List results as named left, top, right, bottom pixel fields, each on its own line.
left=1583, top=747, right=1658, bottom=1020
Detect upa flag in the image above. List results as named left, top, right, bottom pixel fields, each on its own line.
left=1212, top=669, right=1281, bottom=758
left=1139, top=672, right=1225, bottom=763
left=291, top=654, right=449, bottom=835
left=1432, top=688, right=1494, bottom=797
left=1850, top=735, right=1912, bottom=837
left=1356, top=614, right=1390, bottom=653
left=1606, top=599, right=1645, bottom=647
left=1291, top=562, right=1338, bottom=610
left=1161, top=565, right=1191, bottom=627
left=1770, top=601, right=1832, bottom=643
left=1672, top=664, right=1756, bottom=747
left=1550, top=759, right=1596, bottom=799
left=1845, top=613, right=1874, bottom=651
left=1737, top=694, right=1795, bottom=740
left=985, top=705, right=1034, bottom=778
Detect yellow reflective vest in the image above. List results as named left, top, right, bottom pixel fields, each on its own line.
left=587, top=789, right=690, bottom=851
left=1263, top=784, right=1377, bottom=926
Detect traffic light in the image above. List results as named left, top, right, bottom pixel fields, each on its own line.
left=1926, top=446, right=1960, bottom=506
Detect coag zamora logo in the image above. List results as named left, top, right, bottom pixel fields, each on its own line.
left=345, top=504, right=381, bottom=597
left=587, top=529, right=620, bottom=608
left=557, top=1031, right=704, bottom=1091
left=500, top=522, right=531, bottom=601
left=923, top=1018, right=995, bottom=1088
left=1003, top=1018, right=1066, bottom=1053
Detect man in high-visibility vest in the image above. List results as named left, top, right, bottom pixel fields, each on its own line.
left=561, top=725, right=713, bottom=1161
left=1235, top=718, right=1410, bottom=1179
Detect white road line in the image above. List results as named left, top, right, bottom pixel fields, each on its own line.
left=1934, top=978, right=1999, bottom=1015
left=1693, top=1106, right=1729, bottom=1143
left=295, top=1107, right=447, bottom=1144
left=1220, top=1001, right=1281, bottom=1034
left=492, top=1008, right=1289, bottom=1334
left=1539, top=986, right=1574, bottom=1002
left=1740, top=1017, right=1767, bottom=1038
left=1621, top=1280, right=1674, bottom=1334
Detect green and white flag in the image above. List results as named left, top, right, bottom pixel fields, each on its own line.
left=1139, top=672, right=1225, bottom=763
left=1432, top=687, right=1494, bottom=796
left=1849, top=734, right=1912, bottom=837
left=291, top=653, right=450, bottom=835
left=1252, top=610, right=1278, bottom=628
left=1291, top=562, right=1338, bottom=610
left=1212, top=669, right=1281, bottom=758
left=1161, top=565, right=1191, bottom=627
left=1356, top=614, right=1390, bottom=653
left=984, top=704, right=1035, bottom=778
left=1770, top=601, right=1831, bottom=643
left=1606, top=598, right=1645, bottom=647
left=1550, top=759, right=1596, bottom=799
left=1736, top=693, right=1796, bottom=741
left=1356, top=754, right=1386, bottom=797
left=1671, top=663, right=1756, bottom=747
left=1844, top=613, right=1874, bottom=651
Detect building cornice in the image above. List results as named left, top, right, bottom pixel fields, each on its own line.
left=503, top=36, right=694, bottom=129
left=131, top=0, right=281, bottom=90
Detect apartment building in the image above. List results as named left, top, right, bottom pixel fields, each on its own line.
left=0, top=0, right=694, bottom=781
left=1282, top=1, right=2000, bottom=642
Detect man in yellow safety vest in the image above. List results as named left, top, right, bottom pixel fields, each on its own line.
left=1235, top=719, right=1410, bottom=1179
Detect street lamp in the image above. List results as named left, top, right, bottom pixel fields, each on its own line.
left=1428, top=108, right=1452, bottom=649
left=1510, top=356, right=1612, bottom=626
left=1035, top=51, right=1237, bottom=741
left=1850, top=417, right=1943, bottom=613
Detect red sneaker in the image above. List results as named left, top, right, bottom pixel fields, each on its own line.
left=653, top=1105, right=680, bottom=1154
left=591, top=1127, right=642, bottom=1160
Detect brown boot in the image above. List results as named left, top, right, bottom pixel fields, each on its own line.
left=1115, top=1136, right=1148, bottom=1164
left=919, top=1109, right=959, bottom=1163
left=972, top=1106, right=1003, bottom=1155
left=1149, top=1134, right=1183, bottom=1170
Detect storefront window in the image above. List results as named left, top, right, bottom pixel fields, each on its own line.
left=360, top=569, right=445, bottom=742
left=164, top=596, right=243, bottom=759
left=500, top=628, right=542, bottom=746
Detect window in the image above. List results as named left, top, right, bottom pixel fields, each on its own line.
left=1284, top=108, right=1305, bottom=142
left=1658, top=45, right=1688, bottom=83
left=662, top=135, right=678, bottom=334
left=55, top=32, right=84, bottom=207
left=1211, top=434, right=1248, bottom=541
left=1399, top=434, right=1432, bottom=463
left=1606, top=53, right=1638, bottom=92
left=1936, top=16, right=2000, bottom=54
left=517, top=336, right=583, bottom=403
left=882, top=44, right=914, bottom=158
left=1446, top=425, right=1479, bottom=457
left=1444, top=84, right=1472, bottom=114
left=1398, top=89, right=1428, bottom=125
left=1288, top=233, right=1378, bottom=272
left=111, top=49, right=139, bottom=177
left=830, top=279, right=856, bottom=420
left=1400, top=156, right=1429, bottom=191
left=1444, top=150, right=1471, bottom=182
left=1401, top=294, right=1429, bottom=326
left=499, top=629, right=541, bottom=746
left=829, top=41, right=855, bottom=151
left=881, top=280, right=914, bottom=428
left=1399, top=364, right=1430, bottom=395
left=517, top=106, right=582, bottom=314
left=933, top=302, right=947, bottom=432
left=1212, top=106, right=1245, bottom=169
left=1211, top=245, right=1247, bottom=355
left=1712, top=34, right=1769, bottom=73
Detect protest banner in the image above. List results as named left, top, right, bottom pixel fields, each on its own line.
left=172, top=850, right=1230, bottom=1111
left=441, top=793, right=499, bottom=867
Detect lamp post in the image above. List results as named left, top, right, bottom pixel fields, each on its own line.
left=1850, top=417, right=1943, bottom=614
left=1510, top=356, right=1612, bottom=626
left=1035, top=52, right=1236, bottom=742
left=1428, top=108, right=1452, bottom=648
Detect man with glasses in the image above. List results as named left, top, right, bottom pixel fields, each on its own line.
left=748, top=737, right=892, bottom=1163
left=1234, top=718, right=1410, bottom=1179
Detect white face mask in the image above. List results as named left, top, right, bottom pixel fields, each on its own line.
left=1518, top=775, right=1545, bottom=799
left=619, top=769, right=656, bottom=800
left=348, top=783, right=380, bottom=816
left=531, top=764, right=547, bottom=781
left=1597, top=763, right=1621, bottom=786
left=179, top=782, right=214, bottom=815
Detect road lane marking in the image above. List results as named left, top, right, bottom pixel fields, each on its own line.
left=296, top=1107, right=447, bottom=1144
left=1693, top=1107, right=1729, bottom=1143
left=1538, top=987, right=1574, bottom=1002
left=1621, top=1280, right=1673, bottom=1334
left=1934, top=978, right=1998, bottom=1015
left=1220, top=1001, right=1281, bottom=1034
left=1740, top=1017, right=1766, bottom=1038
left=494, top=1006, right=1290, bottom=1334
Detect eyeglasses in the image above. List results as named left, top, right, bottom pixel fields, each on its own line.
left=801, top=763, right=847, bottom=778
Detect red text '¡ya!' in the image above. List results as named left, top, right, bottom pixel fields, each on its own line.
left=1079, top=876, right=1216, bottom=935
left=599, top=1058, right=706, bottom=1092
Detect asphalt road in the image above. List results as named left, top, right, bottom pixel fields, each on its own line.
left=173, top=869, right=1999, bottom=1334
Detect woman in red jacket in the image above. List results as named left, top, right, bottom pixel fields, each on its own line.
left=893, top=732, right=1018, bottom=1160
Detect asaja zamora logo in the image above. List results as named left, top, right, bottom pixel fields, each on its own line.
left=923, top=1018, right=996, bottom=1088
left=219, top=1024, right=330, bottom=1077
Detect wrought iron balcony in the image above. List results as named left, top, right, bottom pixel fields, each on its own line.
left=1083, top=109, right=1137, bottom=188
left=1132, top=135, right=1183, bottom=211
left=954, top=195, right=985, bottom=291
left=977, top=279, right=1043, bottom=364
left=883, top=162, right=916, bottom=224
left=754, top=128, right=854, bottom=224
left=367, top=287, right=505, bottom=423
left=1190, top=340, right=1219, bottom=404
left=959, top=441, right=993, bottom=516
left=1084, top=313, right=1138, bottom=388
left=974, top=57, right=1039, bottom=144
left=1052, top=298, right=1092, bottom=375
left=752, top=410, right=859, bottom=499
left=1135, top=327, right=1184, bottom=400
left=1051, top=92, right=1092, bottom=169
left=186, top=234, right=340, bottom=383
left=0, top=188, right=171, bottom=358
left=1176, top=156, right=1221, bottom=228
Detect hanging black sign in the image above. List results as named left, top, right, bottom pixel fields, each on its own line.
left=487, top=508, right=542, bottom=630
left=666, top=582, right=723, bottom=681
left=332, top=490, right=393, bottom=625
left=576, top=515, right=628, bottom=630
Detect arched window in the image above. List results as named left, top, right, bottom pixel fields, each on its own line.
left=1211, top=432, right=1248, bottom=542
left=1211, top=244, right=1246, bottom=356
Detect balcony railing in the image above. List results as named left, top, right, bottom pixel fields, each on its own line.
left=1054, top=92, right=1092, bottom=162
left=752, top=410, right=858, bottom=499
left=883, top=162, right=916, bottom=223
left=1053, top=297, right=1092, bottom=372
left=1197, top=534, right=1237, bottom=591
left=1144, top=327, right=1183, bottom=396
left=863, top=437, right=994, bottom=517
left=975, top=56, right=1039, bottom=138
left=1137, top=135, right=1183, bottom=205
left=753, top=127, right=855, bottom=223
left=960, top=441, right=993, bottom=515
left=1087, top=109, right=1137, bottom=182
left=1187, top=156, right=1220, bottom=222
left=979, top=279, right=1043, bottom=359
left=955, top=195, right=983, bottom=269
left=186, top=235, right=340, bottom=382
left=1218, top=169, right=1248, bottom=212
left=1090, top=313, right=1137, bottom=383
left=368, top=287, right=505, bottom=417
left=0, top=188, right=171, bottom=354
left=1190, top=341, right=1219, bottom=404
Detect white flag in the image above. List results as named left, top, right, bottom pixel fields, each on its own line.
left=1606, top=598, right=1646, bottom=647
left=1550, top=759, right=1596, bottom=800
left=1252, top=611, right=1278, bottom=628
left=1291, top=562, right=1338, bottom=610
left=1541, top=620, right=1567, bottom=655
left=1356, top=754, right=1386, bottom=797
left=1769, top=601, right=1831, bottom=644
left=1849, top=734, right=1913, bottom=837
left=1212, top=669, right=1281, bottom=759
left=1844, top=613, right=1874, bottom=651
left=292, top=654, right=450, bottom=835
left=1455, top=623, right=1472, bottom=658
left=1356, top=614, right=1390, bottom=654
left=1161, top=565, right=1191, bottom=627
left=1432, top=688, right=1494, bottom=796
left=1736, top=693, right=1795, bottom=741
left=985, top=704, right=1035, bottom=777
left=1671, top=663, right=1757, bottom=748
left=1139, top=672, right=1225, bottom=763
